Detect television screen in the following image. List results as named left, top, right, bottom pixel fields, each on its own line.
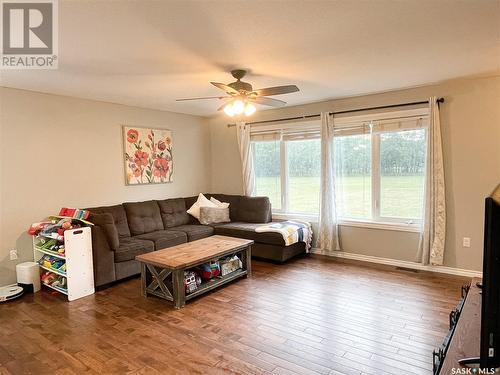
left=481, top=184, right=500, bottom=368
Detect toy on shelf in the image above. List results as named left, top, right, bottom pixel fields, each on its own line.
left=27, top=221, right=51, bottom=236
left=27, top=207, right=94, bottom=242
left=41, top=271, right=67, bottom=291
left=40, top=271, right=57, bottom=285
left=58, top=207, right=90, bottom=221
left=220, top=255, right=243, bottom=276
left=38, top=255, right=65, bottom=272
left=184, top=271, right=202, bottom=294
left=195, top=261, right=221, bottom=281
left=36, top=237, right=65, bottom=256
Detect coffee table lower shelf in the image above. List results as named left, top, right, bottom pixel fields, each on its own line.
left=186, top=269, right=247, bottom=300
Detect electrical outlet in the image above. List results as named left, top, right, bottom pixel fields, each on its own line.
left=463, top=237, right=471, bottom=248
left=9, top=249, right=18, bottom=260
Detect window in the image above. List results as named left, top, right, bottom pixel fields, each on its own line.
left=252, top=139, right=281, bottom=210
left=334, top=133, right=372, bottom=219
left=251, top=124, right=321, bottom=214
left=334, top=115, right=428, bottom=224
left=379, top=129, right=426, bottom=220
left=287, top=139, right=321, bottom=213
left=250, top=110, right=428, bottom=225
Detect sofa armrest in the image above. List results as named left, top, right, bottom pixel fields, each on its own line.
left=90, top=225, right=116, bottom=287
left=89, top=213, right=120, bottom=250
left=237, top=196, right=272, bottom=223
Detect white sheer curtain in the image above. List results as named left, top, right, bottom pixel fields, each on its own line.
left=236, top=121, right=255, bottom=196
left=419, top=97, right=446, bottom=265
left=318, top=112, right=341, bottom=251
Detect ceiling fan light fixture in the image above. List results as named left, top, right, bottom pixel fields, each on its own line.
left=223, top=103, right=236, bottom=117
left=232, top=99, right=245, bottom=115
left=244, top=103, right=256, bottom=116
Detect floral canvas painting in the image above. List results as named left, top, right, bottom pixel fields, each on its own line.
left=123, top=126, right=173, bottom=185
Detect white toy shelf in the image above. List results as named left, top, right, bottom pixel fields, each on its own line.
left=33, top=227, right=94, bottom=301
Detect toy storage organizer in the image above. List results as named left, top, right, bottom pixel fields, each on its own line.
left=33, top=227, right=95, bottom=301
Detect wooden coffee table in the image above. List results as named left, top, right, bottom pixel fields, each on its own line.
left=135, top=235, right=253, bottom=309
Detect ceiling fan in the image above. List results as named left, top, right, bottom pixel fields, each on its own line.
left=176, top=69, right=299, bottom=117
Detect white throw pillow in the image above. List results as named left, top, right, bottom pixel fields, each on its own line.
left=187, top=193, right=217, bottom=220
left=210, top=197, right=230, bottom=208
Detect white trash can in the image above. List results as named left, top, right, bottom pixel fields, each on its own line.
left=16, top=262, right=40, bottom=293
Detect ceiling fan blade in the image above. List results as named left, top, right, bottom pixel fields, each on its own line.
left=176, top=96, right=228, bottom=101
left=250, top=96, right=286, bottom=107
left=251, top=85, right=299, bottom=97
left=210, top=82, right=239, bottom=95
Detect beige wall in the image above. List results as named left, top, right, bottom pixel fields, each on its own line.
left=208, top=75, right=500, bottom=271
left=0, top=88, right=211, bottom=285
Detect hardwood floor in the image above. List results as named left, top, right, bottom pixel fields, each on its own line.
left=0, top=255, right=469, bottom=375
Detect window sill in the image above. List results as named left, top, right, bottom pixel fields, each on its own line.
left=338, top=219, right=421, bottom=233
left=271, top=213, right=421, bottom=233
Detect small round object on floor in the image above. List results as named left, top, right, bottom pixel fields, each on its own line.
left=0, top=285, right=24, bottom=302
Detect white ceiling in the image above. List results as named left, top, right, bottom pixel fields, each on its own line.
left=1, top=0, right=499, bottom=117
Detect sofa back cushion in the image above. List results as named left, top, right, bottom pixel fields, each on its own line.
left=123, top=201, right=164, bottom=235
left=236, top=196, right=272, bottom=223
left=157, top=198, right=190, bottom=228
left=209, top=194, right=241, bottom=221
left=87, top=204, right=131, bottom=238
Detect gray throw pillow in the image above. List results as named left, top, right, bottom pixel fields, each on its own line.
left=199, top=206, right=230, bottom=225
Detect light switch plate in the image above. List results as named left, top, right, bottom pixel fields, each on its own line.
left=9, top=249, right=18, bottom=260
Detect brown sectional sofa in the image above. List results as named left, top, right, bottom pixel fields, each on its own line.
left=88, top=194, right=306, bottom=287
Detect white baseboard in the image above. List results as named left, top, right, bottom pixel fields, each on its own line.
left=311, top=248, right=482, bottom=278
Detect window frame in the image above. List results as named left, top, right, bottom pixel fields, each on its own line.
left=251, top=108, right=429, bottom=230
left=369, top=127, right=426, bottom=225
left=251, top=120, right=322, bottom=215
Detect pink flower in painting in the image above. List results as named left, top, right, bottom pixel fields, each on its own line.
left=133, top=167, right=141, bottom=177
left=129, top=163, right=141, bottom=177
left=134, top=150, right=149, bottom=166
left=153, top=158, right=169, bottom=178
left=157, top=140, right=166, bottom=151
left=127, top=129, right=139, bottom=143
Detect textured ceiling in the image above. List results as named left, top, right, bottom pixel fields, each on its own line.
left=1, top=0, right=499, bottom=116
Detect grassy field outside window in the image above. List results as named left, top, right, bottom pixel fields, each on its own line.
left=255, top=175, right=424, bottom=219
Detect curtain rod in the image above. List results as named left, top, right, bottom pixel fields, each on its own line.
left=226, top=97, right=444, bottom=127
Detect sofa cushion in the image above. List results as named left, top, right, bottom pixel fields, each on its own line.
left=87, top=204, right=131, bottom=238
left=157, top=198, right=190, bottom=228
left=236, top=196, right=272, bottom=223
left=123, top=201, right=164, bottom=235
left=88, top=212, right=120, bottom=250
left=213, top=222, right=284, bottom=246
left=168, top=225, right=214, bottom=241
left=114, top=237, right=154, bottom=263
left=134, top=230, right=187, bottom=250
